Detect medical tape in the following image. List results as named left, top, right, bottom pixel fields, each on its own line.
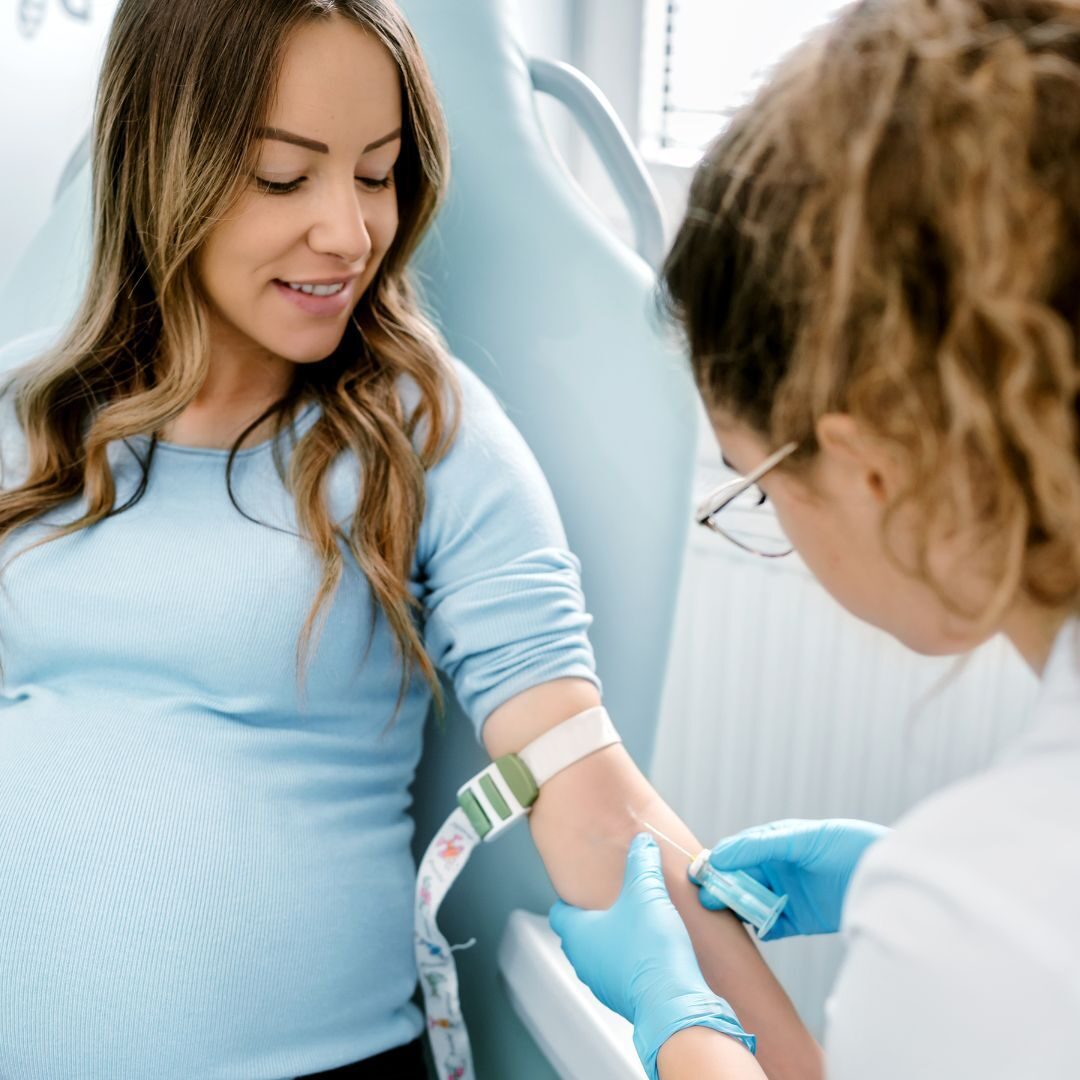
left=414, top=705, right=621, bottom=1080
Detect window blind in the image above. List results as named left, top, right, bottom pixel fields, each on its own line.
left=650, top=0, right=843, bottom=155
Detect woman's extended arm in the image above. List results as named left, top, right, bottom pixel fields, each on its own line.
left=658, top=1026, right=766, bottom=1079
left=483, top=677, right=824, bottom=1080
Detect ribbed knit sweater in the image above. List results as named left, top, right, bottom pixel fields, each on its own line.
left=0, top=329, right=598, bottom=1079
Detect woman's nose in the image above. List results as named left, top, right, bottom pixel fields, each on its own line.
left=307, top=180, right=373, bottom=266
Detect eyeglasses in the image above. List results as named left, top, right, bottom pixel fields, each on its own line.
left=694, top=441, right=799, bottom=558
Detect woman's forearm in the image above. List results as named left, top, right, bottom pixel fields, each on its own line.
left=483, top=680, right=825, bottom=1080
left=658, top=1025, right=768, bottom=1079
left=629, top=792, right=823, bottom=1080
left=529, top=749, right=823, bottom=1080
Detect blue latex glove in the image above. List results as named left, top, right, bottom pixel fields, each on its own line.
left=549, top=833, right=755, bottom=1080
left=702, top=818, right=890, bottom=939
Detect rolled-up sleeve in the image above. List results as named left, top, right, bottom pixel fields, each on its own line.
left=415, top=360, right=599, bottom=736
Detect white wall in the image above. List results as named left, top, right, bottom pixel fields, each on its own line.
left=513, top=0, right=576, bottom=68
left=0, top=1, right=119, bottom=289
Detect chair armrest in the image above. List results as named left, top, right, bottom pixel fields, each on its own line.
left=498, top=909, right=646, bottom=1080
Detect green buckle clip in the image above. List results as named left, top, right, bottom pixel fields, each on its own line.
left=456, top=754, right=539, bottom=841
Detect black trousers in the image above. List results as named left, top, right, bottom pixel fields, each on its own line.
left=296, top=1038, right=428, bottom=1079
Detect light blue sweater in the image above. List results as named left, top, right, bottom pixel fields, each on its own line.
left=0, top=329, right=598, bottom=1079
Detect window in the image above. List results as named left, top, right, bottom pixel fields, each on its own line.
left=640, top=0, right=845, bottom=163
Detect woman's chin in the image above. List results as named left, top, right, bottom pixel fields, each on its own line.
left=266, top=327, right=350, bottom=366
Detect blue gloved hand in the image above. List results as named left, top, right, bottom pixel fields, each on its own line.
left=702, top=818, right=889, bottom=938
left=549, top=832, right=755, bottom=1080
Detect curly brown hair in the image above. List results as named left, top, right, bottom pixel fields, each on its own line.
left=663, top=0, right=1080, bottom=622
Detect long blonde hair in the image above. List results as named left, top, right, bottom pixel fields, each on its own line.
left=0, top=0, right=457, bottom=709
left=663, top=0, right=1080, bottom=625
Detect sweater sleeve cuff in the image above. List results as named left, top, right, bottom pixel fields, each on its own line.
left=635, top=996, right=757, bottom=1080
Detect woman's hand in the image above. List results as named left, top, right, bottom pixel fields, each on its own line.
left=549, top=833, right=756, bottom=1080
left=703, top=819, right=890, bottom=938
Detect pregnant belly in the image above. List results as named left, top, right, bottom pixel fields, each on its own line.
left=0, top=697, right=419, bottom=1079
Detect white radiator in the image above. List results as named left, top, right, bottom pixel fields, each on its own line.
left=650, top=430, right=1040, bottom=1037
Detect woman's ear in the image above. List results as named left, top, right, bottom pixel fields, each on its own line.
left=814, top=413, right=895, bottom=504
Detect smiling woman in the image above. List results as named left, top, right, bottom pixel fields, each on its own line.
left=12, top=0, right=453, bottom=703
left=0, top=2, right=583, bottom=1078
left=191, top=18, right=405, bottom=391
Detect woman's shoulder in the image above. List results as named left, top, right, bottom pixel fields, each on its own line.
left=398, top=355, right=548, bottom=481
left=397, top=355, right=512, bottom=437
left=326, top=356, right=556, bottom=533
left=399, top=357, right=567, bottom=559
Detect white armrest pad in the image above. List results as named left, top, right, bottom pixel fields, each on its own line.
left=497, top=910, right=646, bottom=1080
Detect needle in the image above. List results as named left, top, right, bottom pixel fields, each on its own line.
left=640, top=820, right=696, bottom=863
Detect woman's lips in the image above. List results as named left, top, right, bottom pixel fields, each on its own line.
left=273, top=278, right=356, bottom=316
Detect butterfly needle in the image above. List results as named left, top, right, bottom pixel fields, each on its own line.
left=640, top=819, right=789, bottom=939
left=639, top=819, right=695, bottom=863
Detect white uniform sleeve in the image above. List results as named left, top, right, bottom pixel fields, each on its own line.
left=825, top=821, right=1080, bottom=1078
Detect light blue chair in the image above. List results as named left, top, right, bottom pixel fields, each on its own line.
left=400, top=4, right=696, bottom=1077
left=0, top=2, right=697, bottom=1075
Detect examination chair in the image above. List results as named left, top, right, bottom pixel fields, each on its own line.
left=0, top=2, right=697, bottom=1075
left=401, top=4, right=697, bottom=1076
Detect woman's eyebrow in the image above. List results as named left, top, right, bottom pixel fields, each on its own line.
left=255, top=126, right=402, bottom=154
left=361, top=128, right=402, bottom=153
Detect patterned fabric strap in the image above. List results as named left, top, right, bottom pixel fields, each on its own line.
left=414, top=706, right=621, bottom=1079
left=414, top=806, right=480, bottom=1080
